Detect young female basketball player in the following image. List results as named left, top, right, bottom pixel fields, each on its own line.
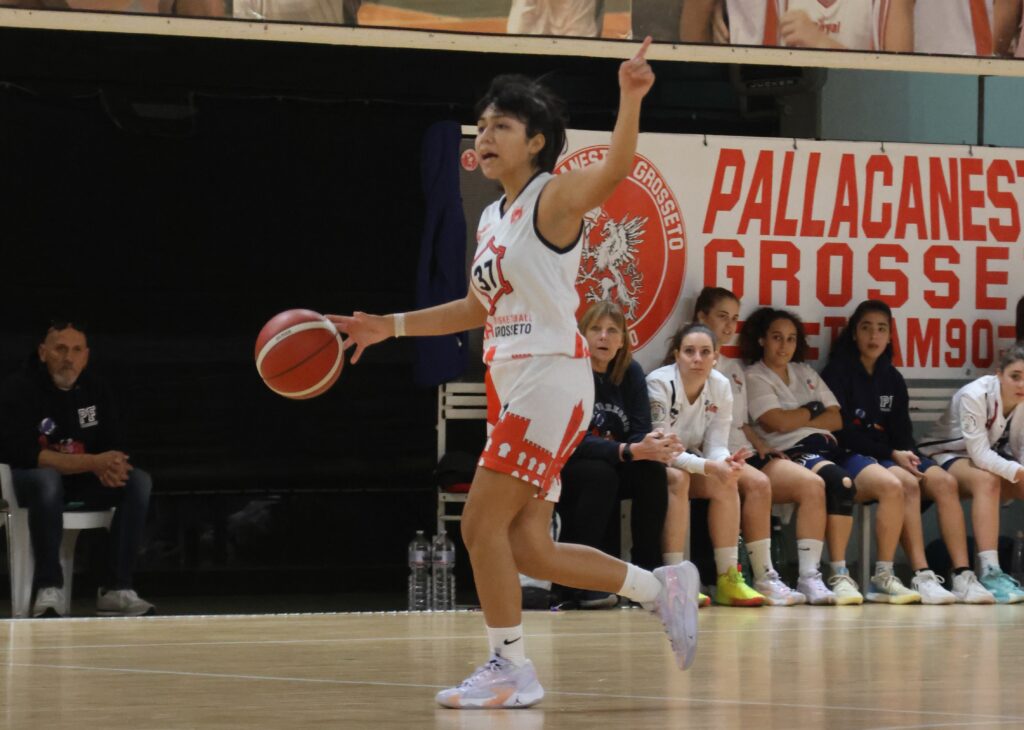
left=918, top=344, right=1024, bottom=603
left=329, top=38, right=701, bottom=710
left=740, top=307, right=917, bottom=605
left=822, top=300, right=991, bottom=604
left=646, top=323, right=766, bottom=608
left=692, top=287, right=829, bottom=605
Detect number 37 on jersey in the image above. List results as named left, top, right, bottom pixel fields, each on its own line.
left=471, top=238, right=514, bottom=315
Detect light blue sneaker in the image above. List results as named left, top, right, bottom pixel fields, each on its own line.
left=979, top=567, right=1024, bottom=604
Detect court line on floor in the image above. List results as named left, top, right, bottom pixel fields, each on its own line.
left=2, top=619, right=1020, bottom=653
left=4, top=660, right=1023, bottom=723
left=864, top=722, right=1023, bottom=730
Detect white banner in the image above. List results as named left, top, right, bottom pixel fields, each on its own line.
left=558, top=132, right=1024, bottom=377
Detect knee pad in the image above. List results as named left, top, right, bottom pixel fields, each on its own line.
left=818, top=464, right=856, bottom=516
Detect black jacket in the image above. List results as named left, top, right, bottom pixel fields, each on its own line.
left=0, top=359, right=121, bottom=469
left=820, top=350, right=915, bottom=460
left=572, top=359, right=652, bottom=465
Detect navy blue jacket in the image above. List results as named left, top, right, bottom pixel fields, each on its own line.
left=572, top=359, right=652, bottom=465
left=821, top=350, right=915, bottom=460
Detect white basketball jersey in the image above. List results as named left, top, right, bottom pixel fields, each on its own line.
left=746, top=360, right=841, bottom=451
left=726, top=0, right=783, bottom=45
left=783, top=0, right=876, bottom=50
left=472, top=172, right=587, bottom=364
left=507, top=0, right=600, bottom=37
left=914, top=0, right=994, bottom=56
left=715, top=355, right=755, bottom=453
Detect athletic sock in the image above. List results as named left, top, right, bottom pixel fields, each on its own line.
left=977, top=550, right=1000, bottom=575
left=953, top=566, right=971, bottom=576
left=487, top=624, right=527, bottom=666
left=875, top=560, right=894, bottom=576
left=830, top=560, right=848, bottom=575
left=662, top=552, right=684, bottom=566
left=619, top=563, right=662, bottom=606
left=714, top=546, right=739, bottom=576
left=797, top=538, right=824, bottom=576
left=746, top=539, right=773, bottom=580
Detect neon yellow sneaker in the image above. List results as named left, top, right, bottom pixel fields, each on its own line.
left=715, top=565, right=765, bottom=607
left=698, top=592, right=711, bottom=608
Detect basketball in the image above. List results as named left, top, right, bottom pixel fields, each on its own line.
left=255, top=309, right=344, bottom=399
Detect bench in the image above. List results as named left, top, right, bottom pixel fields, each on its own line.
left=435, top=379, right=966, bottom=590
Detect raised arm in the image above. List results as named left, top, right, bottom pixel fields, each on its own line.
left=534, top=37, right=655, bottom=247
left=327, top=289, right=487, bottom=364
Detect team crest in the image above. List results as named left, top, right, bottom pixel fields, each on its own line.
left=556, top=148, right=686, bottom=351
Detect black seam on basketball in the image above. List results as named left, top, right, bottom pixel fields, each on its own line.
left=262, top=333, right=338, bottom=382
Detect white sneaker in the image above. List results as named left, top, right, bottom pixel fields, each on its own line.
left=828, top=570, right=864, bottom=605
left=796, top=571, right=836, bottom=605
left=910, top=570, right=956, bottom=605
left=436, top=656, right=544, bottom=709
left=754, top=570, right=806, bottom=606
left=951, top=570, right=997, bottom=605
left=867, top=570, right=921, bottom=604
left=650, top=561, right=700, bottom=670
left=96, top=588, right=156, bottom=617
left=32, top=586, right=66, bottom=618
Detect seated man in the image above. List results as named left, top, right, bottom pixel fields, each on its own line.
left=0, top=319, right=155, bottom=617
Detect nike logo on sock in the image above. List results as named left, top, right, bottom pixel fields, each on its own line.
left=798, top=547, right=811, bottom=551
left=503, top=637, right=522, bottom=646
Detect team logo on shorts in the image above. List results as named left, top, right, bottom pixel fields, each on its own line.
left=555, top=148, right=686, bottom=351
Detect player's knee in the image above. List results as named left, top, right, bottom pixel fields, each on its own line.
left=973, top=470, right=1002, bottom=498
left=666, top=468, right=689, bottom=498
left=819, top=464, right=856, bottom=516
left=741, top=470, right=771, bottom=502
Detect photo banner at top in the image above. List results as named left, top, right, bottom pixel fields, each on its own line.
left=548, top=130, right=1024, bottom=377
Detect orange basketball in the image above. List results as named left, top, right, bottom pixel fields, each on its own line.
left=255, top=309, right=344, bottom=399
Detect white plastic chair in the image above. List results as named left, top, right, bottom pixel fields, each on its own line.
left=1, top=463, right=115, bottom=618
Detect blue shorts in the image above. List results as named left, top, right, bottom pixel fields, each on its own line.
left=784, top=433, right=845, bottom=471
left=940, top=457, right=965, bottom=471
left=876, top=455, right=938, bottom=473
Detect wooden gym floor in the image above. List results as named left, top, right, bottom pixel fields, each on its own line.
left=2, top=604, right=1023, bottom=729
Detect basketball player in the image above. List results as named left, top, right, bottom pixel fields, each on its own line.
left=507, top=0, right=604, bottom=37
left=329, top=38, right=702, bottom=710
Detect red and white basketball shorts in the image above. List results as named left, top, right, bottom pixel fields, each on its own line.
left=479, top=355, right=593, bottom=502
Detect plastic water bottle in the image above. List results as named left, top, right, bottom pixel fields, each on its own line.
left=1011, top=531, right=1024, bottom=583
left=407, top=530, right=432, bottom=611
left=771, top=517, right=790, bottom=583
left=431, top=531, right=457, bottom=611
left=737, top=535, right=754, bottom=585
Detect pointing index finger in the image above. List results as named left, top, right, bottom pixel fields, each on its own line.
left=631, top=35, right=653, bottom=63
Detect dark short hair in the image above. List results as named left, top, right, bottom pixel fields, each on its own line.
left=662, top=323, right=718, bottom=365
left=43, top=318, right=88, bottom=341
left=738, top=307, right=809, bottom=365
left=474, top=74, right=568, bottom=173
left=829, top=299, right=893, bottom=362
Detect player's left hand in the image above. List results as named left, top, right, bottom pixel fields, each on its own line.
left=619, top=36, right=655, bottom=100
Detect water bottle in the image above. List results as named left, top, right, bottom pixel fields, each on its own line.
left=1011, top=531, right=1024, bottom=583
left=431, top=531, right=457, bottom=611
left=407, top=530, right=432, bottom=611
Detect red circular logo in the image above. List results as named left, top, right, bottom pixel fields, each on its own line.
left=556, top=147, right=687, bottom=351
left=461, top=149, right=479, bottom=171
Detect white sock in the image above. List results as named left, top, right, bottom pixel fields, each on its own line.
left=746, top=539, right=773, bottom=580
left=977, top=550, right=1000, bottom=575
left=797, top=538, right=824, bottom=576
left=714, top=546, right=739, bottom=576
left=487, top=624, right=527, bottom=666
left=618, top=563, right=662, bottom=605
left=830, top=560, right=848, bottom=575
left=875, top=560, right=894, bottom=576
left=662, top=552, right=684, bottom=566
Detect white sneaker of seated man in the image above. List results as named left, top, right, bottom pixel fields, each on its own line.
left=96, top=588, right=156, bottom=617
left=32, top=586, right=66, bottom=618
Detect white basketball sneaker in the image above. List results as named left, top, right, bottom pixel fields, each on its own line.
left=951, top=569, right=996, bottom=604
left=754, top=570, right=807, bottom=606
left=436, top=656, right=544, bottom=709
left=796, top=571, right=836, bottom=605
left=648, top=561, right=700, bottom=670
left=909, top=570, right=956, bottom=605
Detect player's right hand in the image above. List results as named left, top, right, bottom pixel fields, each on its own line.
left=326, top=311, right=392, bottom=364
